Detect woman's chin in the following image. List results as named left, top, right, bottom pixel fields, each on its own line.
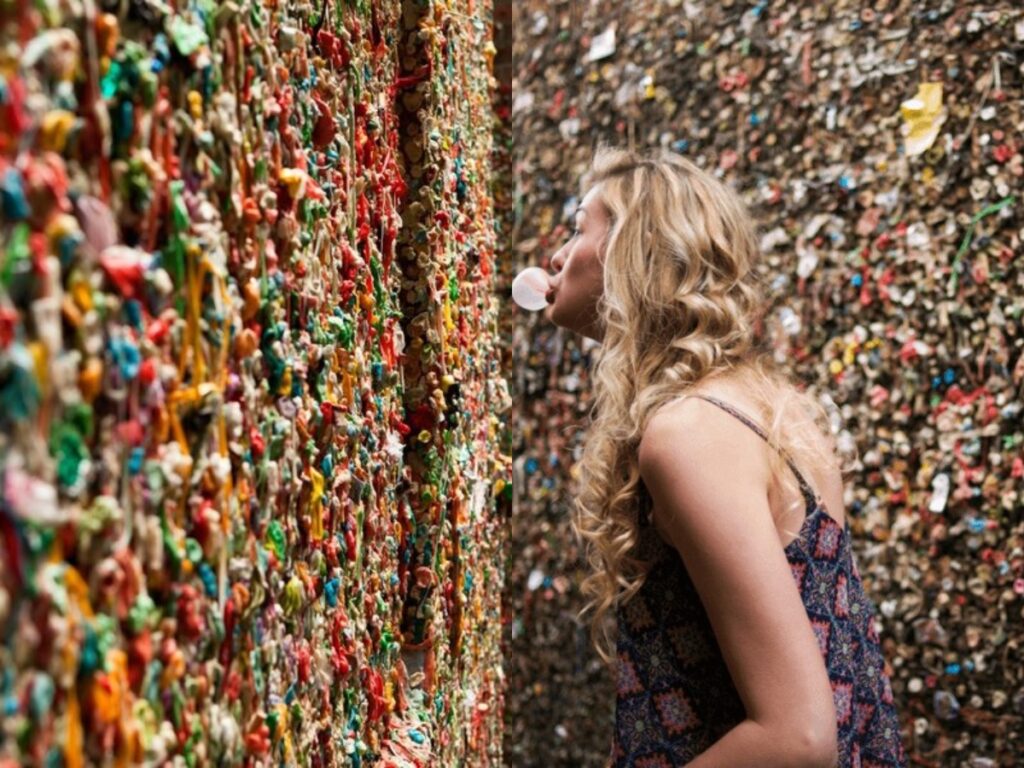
left=543, top=300, right=559, bottom=323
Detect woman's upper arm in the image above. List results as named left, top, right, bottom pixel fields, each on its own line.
left=637, top=400, right=838, bottom=758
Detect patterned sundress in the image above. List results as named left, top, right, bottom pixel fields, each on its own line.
left=610, top=394, right=908, bottom=768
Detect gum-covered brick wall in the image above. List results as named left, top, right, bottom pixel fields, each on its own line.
left=0, top=0, right=511, bottom=765
left=505, top=1, right=1023, bottom=766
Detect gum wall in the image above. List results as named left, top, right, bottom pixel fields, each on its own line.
left=1, top=0, right=511, bottom=765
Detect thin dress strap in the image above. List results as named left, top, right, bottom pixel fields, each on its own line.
left=690, top=394, right=819, bottom=513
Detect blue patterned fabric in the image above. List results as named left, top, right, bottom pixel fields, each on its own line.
left=610, top=395, right=908, bottom=768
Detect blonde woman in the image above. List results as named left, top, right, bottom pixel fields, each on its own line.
left=542, top=146, right=908, bottom=768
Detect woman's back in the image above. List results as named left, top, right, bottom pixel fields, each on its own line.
left=610, top=394, right=908, bottom=768
left=680, top=378, right=849, bottom=545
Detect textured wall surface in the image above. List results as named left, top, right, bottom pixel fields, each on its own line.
left=0, top=0, right=509, bottom=765
left=504, top=1, right=1023, bottom=766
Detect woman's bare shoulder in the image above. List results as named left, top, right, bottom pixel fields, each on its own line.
left=654, top=373, right=840, bottom=478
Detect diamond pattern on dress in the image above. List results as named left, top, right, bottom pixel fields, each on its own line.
left=667, top=623, right=714, bottom=666
left=867, top=615, right=881, bottom=644
left=634, top=755, right=673, bottom=768
left=790, top=561, right=808, bottom=591
left=810, top=616, right=832, bottom=657
left=880, top=673, right=895, bottom=705
left=617, top=653, right=644, bottom=696
left=835, top=572, right=850, bottom=617
left=855, top=702, right=877, bottom=736
left=813, top=518, right=843, bottom=559
left=827, top=620, right=859, bottom=675
left=624, top=596, right=657, bottom=632
left=653, top=689, right=700, bottom=736
left=833, top=679, right=854, bottom=725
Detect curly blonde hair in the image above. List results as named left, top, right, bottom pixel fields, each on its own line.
left=571, top=145, right=856, bottom=667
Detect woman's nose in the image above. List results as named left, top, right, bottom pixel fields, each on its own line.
left=550, top=249, right=565, bottom=272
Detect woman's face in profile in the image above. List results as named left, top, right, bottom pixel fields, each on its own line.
left=544, top=185, right=610, bottom=341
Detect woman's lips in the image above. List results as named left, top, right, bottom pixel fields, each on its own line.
left=545, top=287, right=556, bottom=303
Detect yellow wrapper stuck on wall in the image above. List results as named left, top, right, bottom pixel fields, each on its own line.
left=900, top=82, right=946, bottom=156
